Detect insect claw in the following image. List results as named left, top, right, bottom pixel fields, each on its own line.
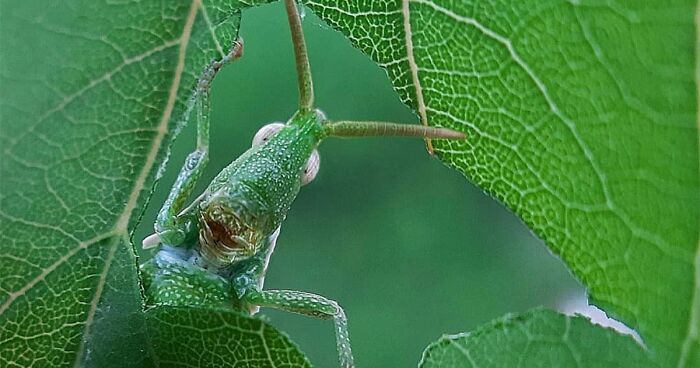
left=142, top=233, right=161, bottom=249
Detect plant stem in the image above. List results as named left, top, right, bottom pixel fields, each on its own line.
left=325, top=121, right=465, bottom=140
left=284, top=0, right=314, bottom=112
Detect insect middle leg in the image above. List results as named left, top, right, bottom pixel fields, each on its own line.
left=243, top=289, right=354, bottom=368
left=149, top=39, right=244, bottom=247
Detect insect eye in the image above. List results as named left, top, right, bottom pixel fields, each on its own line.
left=252, top=122, right=285, bottom=147
left=301, top=149, right=320, bottom=186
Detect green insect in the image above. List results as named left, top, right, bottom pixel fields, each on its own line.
left=139, top=2, right=465, bottom=367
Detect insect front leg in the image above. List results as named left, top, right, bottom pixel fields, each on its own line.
left=243, top=289, right=354, bottom=368
left=145, top=39, right=245, bottom=247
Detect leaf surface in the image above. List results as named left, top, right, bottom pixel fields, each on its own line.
left=145, top=306, right=312, bottom=368
left=0, top=0, right=307, bottom=366
left=304, top=0, right=699, bottom=365
left=419, top=308, right=654, bottom=368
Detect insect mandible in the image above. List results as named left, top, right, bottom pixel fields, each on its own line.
left=139, top=2, right=465, bottom=367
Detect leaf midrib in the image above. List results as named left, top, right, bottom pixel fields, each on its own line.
left=0, top=0, right=211, bottom=365
left=74, top=0, right=202, bottom=364
left=401, top=0, right=431, bottom=152
left=677, top=6, right=700, bottom=364
left=401, top=0, right=699, bottom=365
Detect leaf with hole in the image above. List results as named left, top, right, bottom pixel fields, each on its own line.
left=305, top=0, right=699, bottom=366
left=0, top=1, right=309, bottom=366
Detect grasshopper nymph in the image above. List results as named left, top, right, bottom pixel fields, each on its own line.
left=139, top=2, right=465, bottom=367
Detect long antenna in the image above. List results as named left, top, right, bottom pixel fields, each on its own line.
left=325, top=121, right=465, bottom=140
left=284, top=0, right=314, bottom=112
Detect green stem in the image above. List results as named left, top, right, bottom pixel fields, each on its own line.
left=284, top=0, right=314, bottom=111
left=325, top=121, right=465, bottom=140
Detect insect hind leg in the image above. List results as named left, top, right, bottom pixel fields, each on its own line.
left=242, top=289, right=355, bottom=368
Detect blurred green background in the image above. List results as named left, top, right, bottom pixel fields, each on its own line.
left=136, top=2, right=582, bottom=367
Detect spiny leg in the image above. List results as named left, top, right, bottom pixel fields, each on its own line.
left=146, top=40, right=244, bottom=247
left=244, top=289, right=354, bottom=368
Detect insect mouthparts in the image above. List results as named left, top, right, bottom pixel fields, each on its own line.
left=198, top=204, right=260, bottom=266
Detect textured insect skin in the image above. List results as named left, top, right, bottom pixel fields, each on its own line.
left=140, top=108, right=356, bottom=365
left=201, top=110, right=323, bottom=254
left=151, top=112, right=319, bottom=256
left=142, top=109, right=325, bottom=296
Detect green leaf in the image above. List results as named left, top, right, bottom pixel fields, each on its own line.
left=419, top=308, right=655, bottom=368
left=0, top=0, right=307, bottom=366
left=304, top=0, right=699, bottom=366
left=146, top=306, right=312, bottom=368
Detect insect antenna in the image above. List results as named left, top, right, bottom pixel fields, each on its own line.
left=325, top=120, right=465, bottom=140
